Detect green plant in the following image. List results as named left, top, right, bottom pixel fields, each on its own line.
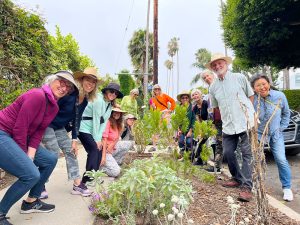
left=283, top=89, right=300, bottom=111
left=171, top=105, right=189, bottom=133
left=200, top=144, right=212, bottom=163
left=193, top=120, right=217, bottom=140
left=90, top=157, right=193, bottom=222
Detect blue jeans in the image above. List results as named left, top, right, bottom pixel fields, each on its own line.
left=178, top=134, right=193, bottom=151
left=269, top=132, right=291, bottom=189
left=0, top=130, right=57, bottom=215
left=223, top=131, right=253, bottom=189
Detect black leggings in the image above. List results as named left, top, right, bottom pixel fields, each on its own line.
left=78, top=132, right=102, bottom=184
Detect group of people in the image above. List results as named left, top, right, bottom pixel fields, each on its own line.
left=0, top=53, right=294, bottom=225
left=0, top=68, right=136, bottom=225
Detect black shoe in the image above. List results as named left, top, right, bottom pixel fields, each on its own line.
left=205, top=167, right=221, bottom=174
left=20, top=199, right=55, bottom=214
left=192, top=160, right=204, bottom=166
left=0, top=214, right=13, bottom=225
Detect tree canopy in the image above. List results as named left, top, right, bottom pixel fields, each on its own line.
left=222, top=0, right=300, bottom=69
left=0, top=0, right=94, bottom=108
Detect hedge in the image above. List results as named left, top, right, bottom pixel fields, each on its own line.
left=283, top=89, right=300, bottom=111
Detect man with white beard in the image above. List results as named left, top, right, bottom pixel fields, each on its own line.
left=206, top=53, right=255, bottom=202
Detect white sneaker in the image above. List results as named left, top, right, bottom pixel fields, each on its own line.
left=283, top=188, right=293, bottom=201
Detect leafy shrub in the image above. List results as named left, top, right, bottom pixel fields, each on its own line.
left=90, top=157, right=193, bottom=221
left=283, top=89, right=300, bottom=111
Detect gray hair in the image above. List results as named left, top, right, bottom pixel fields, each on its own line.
left=130, top=88, right=139, bottom=95
left=200, top=69, right=215, bottom=80
left=43, top=74, right=60, bottom=85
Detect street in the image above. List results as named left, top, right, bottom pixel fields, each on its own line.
left=265, top=152, right=300, bottom=214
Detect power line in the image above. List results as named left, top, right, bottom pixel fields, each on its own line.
left=114, top=0, right=135, bottom=74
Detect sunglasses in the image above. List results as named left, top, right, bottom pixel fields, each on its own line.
left=108, top=89, right=117, bottom=95
left=58, top=78, right=74, bottom=93
left=181, top=96, right=189, bottom=100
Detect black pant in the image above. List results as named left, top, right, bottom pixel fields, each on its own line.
left=191, top=138, right=207, bottom=164
left=78, top=132, right=102, bottom=184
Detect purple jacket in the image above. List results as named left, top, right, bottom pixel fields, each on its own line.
left=0, top=85, right=59, bottom=152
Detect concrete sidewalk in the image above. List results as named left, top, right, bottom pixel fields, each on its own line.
left=0, top=146, right=96, bottom=225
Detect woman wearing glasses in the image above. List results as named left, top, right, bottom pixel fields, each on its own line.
left=41, top=68, right=101, bottom=198
left=78, top=83, right=123, bottom=186
left=0, top=71, right=76, bottom=224
left=176, top=91, right=196, bottom=158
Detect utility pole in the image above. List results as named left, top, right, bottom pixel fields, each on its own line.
left=153, top=0, right=158, bottom=84
left=144, top=0, right=151, bottom=103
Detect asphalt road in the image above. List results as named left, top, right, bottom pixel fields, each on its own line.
left=265, top=152, right=300, bottom=214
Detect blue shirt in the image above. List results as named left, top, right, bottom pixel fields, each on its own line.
left=253, top=90, right=290, bottom=140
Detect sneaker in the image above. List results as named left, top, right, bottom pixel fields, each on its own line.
left=0, top=214, right=13, bottom=225
left=20, top=199, right=55, bottom=214
left=238, top=187, right=253, bottom=202
left=71, top=182, right=91, bottom=197
left=283, top=188, right=293, bottom=202
left=205, top=167, right=221, bottom=174
left=40, top=190, right=48, bottom=199
left=222, top=179, right=240, bottom=188
left=148, top=147, right=156, bottom=152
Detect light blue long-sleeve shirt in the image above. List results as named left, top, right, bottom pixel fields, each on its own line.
left=253, top=89, right=290, bottom=140
left=79, top=93, right=112, bottom=142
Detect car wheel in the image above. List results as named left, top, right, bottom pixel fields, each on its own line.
left=286, top=148, right=300, bottom=156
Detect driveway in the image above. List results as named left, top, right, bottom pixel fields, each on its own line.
left=265, top=153, right=300, bottom=214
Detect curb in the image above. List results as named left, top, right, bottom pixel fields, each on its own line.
left=222, top=168, right=300, bottom=222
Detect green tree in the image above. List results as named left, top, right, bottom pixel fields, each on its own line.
left=118, top=69, right=136, bottom=96
left=190, top=48, right=211, bottom=85
left=128, top=29, right=154, bottom=80
left=222, top=0, right=300, bottom=69
left=49, top=26, right=94, bottom=72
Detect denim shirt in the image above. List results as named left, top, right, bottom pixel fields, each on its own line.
left=209, top=71, right=255, bottom=135
left=253, top=90, right=290, bottom=140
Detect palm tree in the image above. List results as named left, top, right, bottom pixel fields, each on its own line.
left=190, top=48, right=211, bottom=85
left=128, top=29, right=154, bottom=80
left=167, top=37, right=179, bottom=96
left=164, top=59, right=173, bottom=95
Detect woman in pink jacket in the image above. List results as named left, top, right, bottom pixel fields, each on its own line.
left=0, top=71, right=76, bottom=225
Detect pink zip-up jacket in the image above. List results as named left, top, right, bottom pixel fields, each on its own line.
left=0, top=85, right=59, bottom=152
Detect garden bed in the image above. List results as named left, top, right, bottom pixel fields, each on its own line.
left=93, top=152, right=298, bottom=225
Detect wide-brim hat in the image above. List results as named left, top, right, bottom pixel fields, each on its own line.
left=101, top=82, right=124, bottom=98
left=55, top=70, right=78, bottom=91
left=205, top=53, right=232, bottom=70
left=177, top=90, right=191, bottom=102
left=112, top=107, right=127, bottom=113
left=73, top=67, right=102, bottom=83
left=124, top=114, right=137, bottom=120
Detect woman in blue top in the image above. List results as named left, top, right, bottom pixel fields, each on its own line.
left=251, top=74, right=293, bottom=202
left=78, top=83, right=123, bottom=185
left=42, top=68, right=100, bottom=198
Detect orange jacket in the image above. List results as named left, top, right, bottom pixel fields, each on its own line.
left=151, top=93, right=176, bottom=111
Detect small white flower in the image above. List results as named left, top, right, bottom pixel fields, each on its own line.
left=152, top=209, right=158, bottom=215
left=167, top=214, right=175, bottom=221
left=172, top=207, right=179, bottom=214
left=187, top=219, right=194, bottom=224
left=230, top=204, right=240, bottom=210
left=244, top=218, right=250, bottom=223
left=171, top=195, right=179, bottom=203
left=159, top=203, right=165, bottom=208
left=177, top=212, right=183, bottom=218
left=227, top=196, right=234, bottom=204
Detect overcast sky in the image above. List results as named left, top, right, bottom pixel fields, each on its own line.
left=14, top=0, right=230, bottom=98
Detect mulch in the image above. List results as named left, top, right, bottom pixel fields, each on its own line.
left=95, top=152, right=299, bottom=225
left=0, top=173, right=16, bottom=191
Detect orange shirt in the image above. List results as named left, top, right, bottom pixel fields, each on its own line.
left=151, top=93, right=176, bottom=111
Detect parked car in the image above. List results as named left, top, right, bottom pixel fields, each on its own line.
left=264, top=109, right=300, bottom=155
